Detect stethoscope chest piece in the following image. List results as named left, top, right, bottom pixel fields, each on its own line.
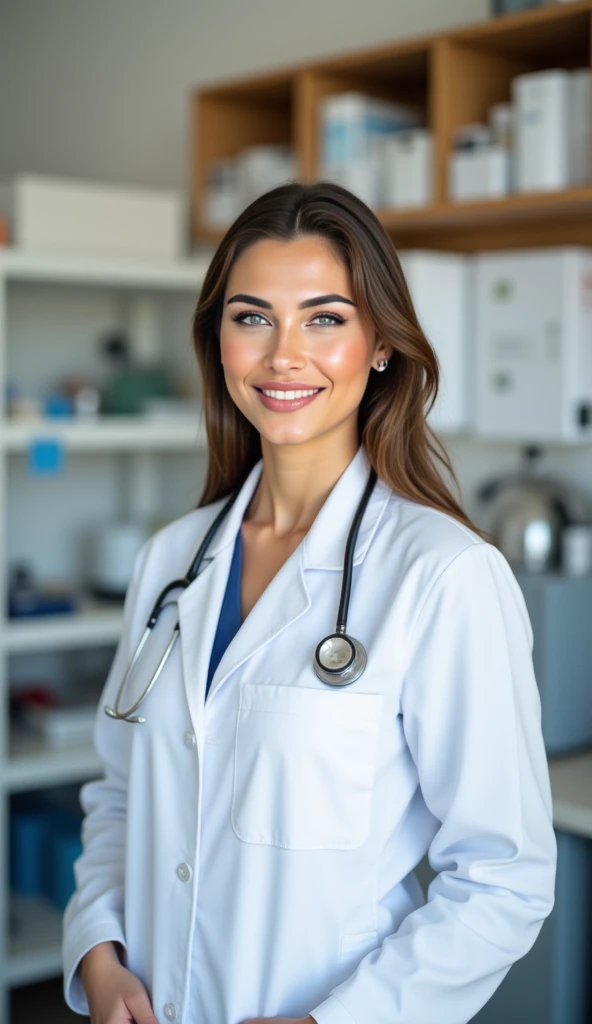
left=314, top=632, right=367, bottom=687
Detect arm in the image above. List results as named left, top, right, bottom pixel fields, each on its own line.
left=310, top=542, right=557, bottom=1024
left=62, top=539, right=152, bottom=1014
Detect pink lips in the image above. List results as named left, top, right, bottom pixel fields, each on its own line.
left=253, top=384, right=324, bottom=413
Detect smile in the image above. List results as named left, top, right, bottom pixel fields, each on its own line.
left=254, top=386, right=325, bottom=413
left=260, top=388, right=320, bottom=400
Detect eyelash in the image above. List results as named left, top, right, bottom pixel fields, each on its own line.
left=231, top=311, right=345, bottom=327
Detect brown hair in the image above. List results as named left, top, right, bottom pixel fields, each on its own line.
left=192, top=180, right=486, bottom=539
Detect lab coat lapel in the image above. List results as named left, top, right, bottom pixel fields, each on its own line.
left=176, top=460, right=265, bottom=733
left=205, top=444, right=391, bottom=703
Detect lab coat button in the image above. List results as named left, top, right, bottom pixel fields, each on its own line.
left=164, top=1003, right=177, bottom=1021
left=176, top=862, right=192, bottom=883
left=184, top=730, right=196, bottom=749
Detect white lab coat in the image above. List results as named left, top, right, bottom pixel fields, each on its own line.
left=62, top=443, right=556, bottom=1024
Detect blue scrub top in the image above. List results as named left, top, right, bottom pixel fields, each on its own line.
left=205, top=527, right=243, bottom=700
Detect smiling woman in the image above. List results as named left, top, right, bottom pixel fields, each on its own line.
left=63, top=181, right=556, bottom=1024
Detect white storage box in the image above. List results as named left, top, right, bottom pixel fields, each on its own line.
left=570, top=69, right=591, bottom=186
left=513, top=69, right=571, bottom=192
left=474, top=247, right=592, bottom=442
left=448, top=146, right=510, bottom=201
left=320, top=150, right=384, bottom=208
left=22, top=703, right=97, bottom=749
left=399, top=250, right=473, bottom=433
left=0, top=174, right=185, bottom=259
left=319, top=92, right=423, bottom=168
left=383, top=130, right=434, bottom=208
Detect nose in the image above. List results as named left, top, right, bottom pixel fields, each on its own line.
left=264, top=317, right=306, bottom=372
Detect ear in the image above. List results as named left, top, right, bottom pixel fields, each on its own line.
left=372, top=337, right=390, bottom=367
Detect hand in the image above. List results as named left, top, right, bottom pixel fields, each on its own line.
left=80, top=941, right=158, bottom=1024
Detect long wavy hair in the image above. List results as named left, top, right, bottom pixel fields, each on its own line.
left=192, top=180, right=485, bottom=539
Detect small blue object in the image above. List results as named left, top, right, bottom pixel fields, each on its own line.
left=10, top=807, right=51, bottom=895
left=44, top=394, right=73, bottom=418
left=28, top=438, right=65, bottom=475
left=48, top=829, right=83, bottom=910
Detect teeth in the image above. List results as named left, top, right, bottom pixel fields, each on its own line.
left=261, top=388, right=319, bottom=400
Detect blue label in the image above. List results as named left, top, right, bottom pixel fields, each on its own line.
left=29, top=439, right=65, bottom=475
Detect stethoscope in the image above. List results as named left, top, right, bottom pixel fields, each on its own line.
left=104, top=466, right=377, bottom=723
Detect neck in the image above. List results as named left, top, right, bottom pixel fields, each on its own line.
left=246, top=425, right=360, bottom=538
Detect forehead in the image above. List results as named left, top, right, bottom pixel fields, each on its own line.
left=224, top=236, right=351, bottom=296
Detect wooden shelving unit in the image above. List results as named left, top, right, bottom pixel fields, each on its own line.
left=191, top=0, right=592, bottom=251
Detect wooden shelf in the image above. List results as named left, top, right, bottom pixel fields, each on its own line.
left=191, top=0, right=592, bottom=251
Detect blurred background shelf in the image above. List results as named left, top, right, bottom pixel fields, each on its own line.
left=5, top=732, right=101, bottom=793
left=2, top=417, right=207, bottom=453
left=4, top=602, right=124, bottom=653
left=549, top=751, right=592, bottom=839
left=5, top=895, right=66, bottom=987
left=0, top=250, right=211, bottom=291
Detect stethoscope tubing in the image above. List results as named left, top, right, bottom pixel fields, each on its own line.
left=104, top=464, right=377, bottom=722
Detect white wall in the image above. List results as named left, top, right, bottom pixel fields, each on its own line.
left=0, top=0, right=489, bottom=190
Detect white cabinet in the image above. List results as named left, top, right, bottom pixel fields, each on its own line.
left=474, top=247, right=592, bottom=443
left=0, top=248, right=210, bottom=1020
left=399, top=250, right=472, bottom=434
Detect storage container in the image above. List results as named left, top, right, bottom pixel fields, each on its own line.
left=0, top=174, right=185, bottom=259
left=474, top=247, right=592, bottom=442
left=399, top=251, right=472, bottom=433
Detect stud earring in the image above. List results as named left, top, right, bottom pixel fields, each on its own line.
left=376, top=358, right=388, bottom=372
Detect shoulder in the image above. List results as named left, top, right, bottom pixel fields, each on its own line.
left=374, top=479, right=485, bottom=574
left=372, top=483, right=531, bottom=640
left=132, top=498, right=228, bottom=592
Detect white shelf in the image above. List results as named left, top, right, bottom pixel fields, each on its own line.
left=4, top=602, right=124, bottom=653
left=5, top=894, right=65, bottom=986
left=548, top=750, right=592, bottom=839
left=5, top=730, right=101, bottom=792
left=2, top=415, right=207, bottom=453
left=0, top=248, right=211, bottom=290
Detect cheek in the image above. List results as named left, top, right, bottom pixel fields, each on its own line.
left=220, top=331, right=260, bottom=376
left=320, top=336, right=372, bottom=378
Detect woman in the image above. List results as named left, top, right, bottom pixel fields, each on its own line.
left=63, top=181, right=556, bottom=1024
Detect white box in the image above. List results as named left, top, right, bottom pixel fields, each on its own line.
left=22, top=703, right=97, bottom=748
left=448, top=146, right=510, bottom=201
left=474, top=247, right=592, bottom=443
left=400, top=251, right=473, bottom=433
left=319, top=92, right=423, bottom=169
left=0, top=174, right=185, bottom=259
left=383, top=130, right=434, bottom=208
left=513, top=69, right=571, bottom=192
left=570, top=69, right=591, bottom=186
left=320, top=148, right=384, bottom=208
left=236, top=144, right=296, bottom=207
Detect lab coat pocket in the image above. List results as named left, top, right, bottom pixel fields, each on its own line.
left=231, top=683, right=383, bottom=850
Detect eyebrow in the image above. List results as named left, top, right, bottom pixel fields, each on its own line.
left=226, top=292, right=357, bottom=310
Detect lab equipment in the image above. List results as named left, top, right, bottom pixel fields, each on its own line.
left=104, top=466, right=378, bottom=723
